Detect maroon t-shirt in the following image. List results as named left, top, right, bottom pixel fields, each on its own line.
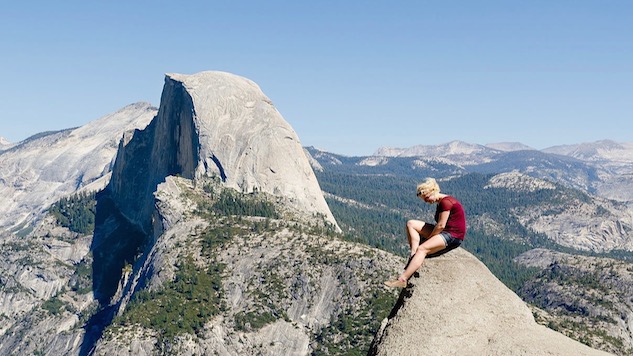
left=434, top=196, right=466, bottom=240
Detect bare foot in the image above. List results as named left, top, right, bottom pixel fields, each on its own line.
left=384, top=277, right=407, bottom=288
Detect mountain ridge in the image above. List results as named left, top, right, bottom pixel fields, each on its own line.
left=375, top=139, right=633, bottom=158
left=485, top=141, right=536, bottom=151
left=0, top=102, right=156, bottom=232
left=340, top=139, right=633, bottom=203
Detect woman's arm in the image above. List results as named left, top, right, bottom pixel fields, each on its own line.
left=430, top=210, right=449, bottom=237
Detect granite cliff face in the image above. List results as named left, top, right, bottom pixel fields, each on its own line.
left=107, top=71, right=336, bottom=234
left=0, top=103, right=156, bottom=232
left=484, top=171, right=633, bottom=252
left=369, top=248, right=610, bottom=356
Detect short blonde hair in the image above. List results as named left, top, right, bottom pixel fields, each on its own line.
left=416, top=177, right=440, bottom=197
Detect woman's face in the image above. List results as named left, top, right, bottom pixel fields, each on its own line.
left=418, top=191, right=435, bottom=203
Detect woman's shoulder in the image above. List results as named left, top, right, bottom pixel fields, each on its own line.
left=441, top=195, right=461, bottom=205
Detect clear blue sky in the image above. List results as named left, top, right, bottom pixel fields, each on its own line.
left=1, top=1, right=631, bottom=156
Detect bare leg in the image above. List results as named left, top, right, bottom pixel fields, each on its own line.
left=385, top=222, right=443, bottom=288
left=400, top=234, right=446, bottom=281
left=406, top=220, right=433, bottom=256
left=406, top=220, right=423, bottom=256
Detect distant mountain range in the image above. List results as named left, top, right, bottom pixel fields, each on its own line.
left=370, top=139, right=633, bottom=202
left=375, top=139, right=633, bottom=162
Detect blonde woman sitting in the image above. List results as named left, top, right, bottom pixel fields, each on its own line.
left=385, top=177, right=466, bottom=288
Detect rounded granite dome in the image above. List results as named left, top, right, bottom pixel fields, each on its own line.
left=152, top=71, right=338, bottom=229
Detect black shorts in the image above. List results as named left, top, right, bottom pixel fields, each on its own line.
left=427, top=232, right=462, bottom=258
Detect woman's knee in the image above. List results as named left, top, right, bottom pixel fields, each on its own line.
left=415, top=244, right=431, bottom=255
left=407, top=220, right=424, bottom=230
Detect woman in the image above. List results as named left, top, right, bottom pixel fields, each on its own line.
left=385, top=177, right=466, bottom=288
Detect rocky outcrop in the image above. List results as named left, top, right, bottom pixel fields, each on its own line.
left=369, top=248, right=610, bottom=355
left=516, top=248, right=633, bottom=355
left=480, top=171, right=633, bottom=252
left=0, top=102, right=156, bottom=232
left=0, top=216, right=94, bottom=355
